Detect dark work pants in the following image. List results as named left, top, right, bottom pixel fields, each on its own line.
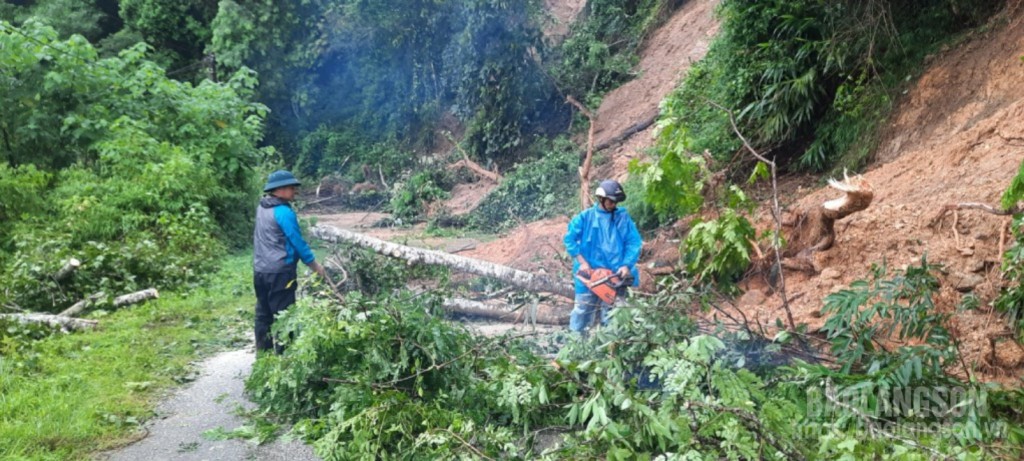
left=254, top=269, right=297, bottom=354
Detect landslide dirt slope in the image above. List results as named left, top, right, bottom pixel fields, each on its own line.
left=738, top=15, right=1024, bottom=382
left=593, top=0, right=720, bottom=181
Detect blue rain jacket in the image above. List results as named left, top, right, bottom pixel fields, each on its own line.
left=564, top=204, right=643, bottom=294
left=253, top=196, right=316, bottom=273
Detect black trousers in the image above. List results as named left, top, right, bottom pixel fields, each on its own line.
left=254, top=269, right=297, bottom=353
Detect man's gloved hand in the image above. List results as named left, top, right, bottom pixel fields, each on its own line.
left=616, top=266, right=631, bottom=279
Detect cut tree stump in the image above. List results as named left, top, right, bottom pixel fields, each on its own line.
left=311, top=225, right=574, bottom=299
left=53, top=258, right=81, bottom=282
left=0, top=313, right=98, bottom=331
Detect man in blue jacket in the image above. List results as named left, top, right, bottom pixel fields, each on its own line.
left=253, top=170, right=325, bottom=353
left=564, top=179, right=643, bottom=334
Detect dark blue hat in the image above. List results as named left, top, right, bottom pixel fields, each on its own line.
left=595, top=179, right=626, bottom=203
left=263, top=170, right=302, bottom=192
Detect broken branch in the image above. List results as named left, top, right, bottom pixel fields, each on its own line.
left=566, top=95, right=596, bottom=210
left=930, top=202, right=1023, bottom=228
left=709, top=100, right=797, bottom=332
left=444, top=131, right=502, bottom=183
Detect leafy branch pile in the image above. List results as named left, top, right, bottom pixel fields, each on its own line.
left=248, top=255, right=1024, bottom=459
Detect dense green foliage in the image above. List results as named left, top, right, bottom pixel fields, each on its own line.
left=1, top=0, right=215, bottom=72
left=993, top=158, right=1024, bottom=336
left=248, top=257, right=1024, bottom=459
left=390, top=168, right=454, bottom=223
left=996, top=217, right=1024, bottom=337
left=683, top=206, right=756, bottom=284
left=0, top=21, right=267, bottom=311
left=0, top=253, right=252, bottom=460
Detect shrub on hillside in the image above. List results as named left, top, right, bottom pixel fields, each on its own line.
left=466, top=137, right=579, bottom=231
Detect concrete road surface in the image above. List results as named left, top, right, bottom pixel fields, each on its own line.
left=102, top=348, right=319, bottom=461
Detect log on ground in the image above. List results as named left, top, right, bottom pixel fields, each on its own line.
left=1, top=313, right=98, bottom=331
left=58, top=288, right=160, bottom=318
left=443, top=298, right=569, bottom=325
left=311, top=225, right=574, bottom=299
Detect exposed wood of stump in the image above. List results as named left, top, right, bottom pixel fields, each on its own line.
left=53, top=258, right=81, bottom=282
left=776, top=172, right=874, bottom=274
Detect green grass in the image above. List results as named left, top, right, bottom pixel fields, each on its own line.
left=0, top=253, right=255, bottom=460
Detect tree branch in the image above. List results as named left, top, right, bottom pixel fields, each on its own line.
left=708, top=100, right=796, bottom=332
left=566, top=95, right=596, bottom=209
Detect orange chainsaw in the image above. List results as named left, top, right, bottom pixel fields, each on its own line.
left=575, top=268, right=633, bottom=304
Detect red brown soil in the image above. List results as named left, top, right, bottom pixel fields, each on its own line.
left=735, top=16, right=1024, bottom=384
left=592, top=0, right=720, bottom=182
left=462, top=217, right=573, bottom=279
left=442, top=181, right=498, bottom=216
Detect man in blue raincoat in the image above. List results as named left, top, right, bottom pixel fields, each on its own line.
left=563, top=179, right=643, bottom=334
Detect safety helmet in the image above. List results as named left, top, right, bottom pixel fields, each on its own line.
left=595, top=179, right=626, bottom=203
left=263, top=170, right=302, bottom=192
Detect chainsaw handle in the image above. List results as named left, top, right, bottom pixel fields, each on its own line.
left=611, top=273, right=634, bottom=288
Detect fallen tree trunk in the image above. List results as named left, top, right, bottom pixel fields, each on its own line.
left=594, top=113, right=657, bottom=152
left=0, top=313, right=98, bottom=331
left=58, top=288, right=159, bottom=317
left=311, top=225, right=574, bottom=299
left=58, top=292, right=105, bottom=317
left=443, top=298, right=569, bottom=325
